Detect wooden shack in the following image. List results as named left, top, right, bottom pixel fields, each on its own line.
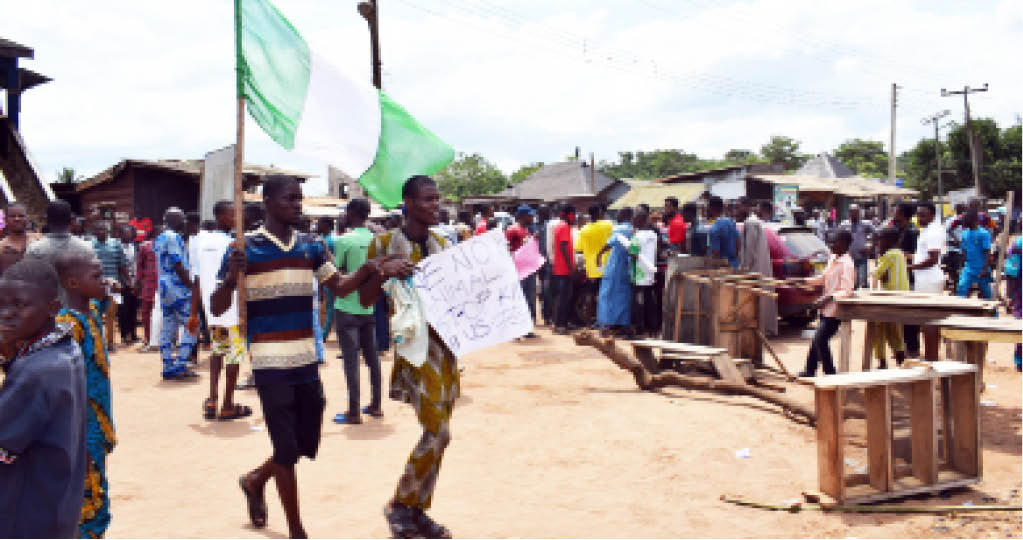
left=51, top=159, right=313, bottom=224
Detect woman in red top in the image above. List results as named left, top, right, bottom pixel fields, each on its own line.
left=136, top=226, right=160, bottom=351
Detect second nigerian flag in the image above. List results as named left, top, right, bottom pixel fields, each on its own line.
left=236, top=0, right=454, bottom=207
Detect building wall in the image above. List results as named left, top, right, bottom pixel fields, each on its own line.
left=0, top=119, right=49, bottom=225
left=80, top=167, right=135, bottom=224
left=131, top=167, right=198, bottom=221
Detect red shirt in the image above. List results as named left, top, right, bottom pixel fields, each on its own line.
left=505, top=223, right=528, bottom=252
left=552, top=221, right=575, bottom=275
left=668, top=213, right=687, bottom=248
left=474, top=220, right=488, bottom=235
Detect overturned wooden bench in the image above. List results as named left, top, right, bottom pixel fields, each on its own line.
left=629, top=339, right=751, bottom=384
left=811, top=361, right=980, bottom=504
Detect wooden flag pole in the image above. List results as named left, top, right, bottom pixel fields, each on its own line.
left=234, top=97, right=247, bottom=331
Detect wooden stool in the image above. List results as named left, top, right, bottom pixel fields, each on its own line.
left=812, top=361, right=980, bottom=504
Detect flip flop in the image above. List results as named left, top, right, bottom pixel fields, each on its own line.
left=333, top=412, right=362, bottom=424
left=362, top=406, right=384, bottom=418
left=384, top=501, right=420, bottom=539
left=218, top=404, right=253, bottom=421
left=238, top=475, right=267, bottom=529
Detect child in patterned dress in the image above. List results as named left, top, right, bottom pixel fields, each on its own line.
left=54, top=250, right=118, bottom=538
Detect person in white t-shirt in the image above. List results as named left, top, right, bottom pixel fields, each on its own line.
left=188, top=201, right=252, bottom=421
left=631, top=211, right=659, bottom=337
left=907, top=202, right=945, bottom=360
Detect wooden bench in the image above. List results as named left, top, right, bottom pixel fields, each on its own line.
left=935, top=316, right=1023, bottom=390
left=811, top=361, right=980, bottom=504
left=629, top=339, right=749, bottom=383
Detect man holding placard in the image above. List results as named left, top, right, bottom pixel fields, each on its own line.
left=358, top=175, right=459, bottom=539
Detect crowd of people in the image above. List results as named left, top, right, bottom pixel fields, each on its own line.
left=0, top=181, right=1020, bottom=538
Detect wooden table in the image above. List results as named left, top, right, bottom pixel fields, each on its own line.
left=935, top=316, right=1023, bottom=389
left=812, top=361, right=980, bottom=504
left=834, top=291, right=999, bottom=372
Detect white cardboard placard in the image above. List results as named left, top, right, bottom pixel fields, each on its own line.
left=411, top=229, right=531, bottom=357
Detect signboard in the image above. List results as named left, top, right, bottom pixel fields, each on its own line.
left=773, top=184, right=799, bottom=221
left=709, top=179, right=745, bottom=200
left=411, top=229, right=532, bottom=357
left=201, top=145, right=235, bottom=221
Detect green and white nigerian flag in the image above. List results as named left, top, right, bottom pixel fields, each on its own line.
left=235, top=0, right=454, bottom=207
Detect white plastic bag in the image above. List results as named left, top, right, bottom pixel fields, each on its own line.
left=383, top=278, right=430, bottom=367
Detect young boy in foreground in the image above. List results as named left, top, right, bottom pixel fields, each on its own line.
left=870, top=227, right=909, bottom=368
left=0, top=259, right=88, bottom=538
left=211, top=176, right=412, bottom=538
left=54, top=250, right=119, bottom=537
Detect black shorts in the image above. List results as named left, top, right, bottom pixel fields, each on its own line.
left=256, top=378, right=326, bottom=466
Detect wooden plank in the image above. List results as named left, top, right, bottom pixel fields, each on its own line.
left=994, top=190, right=1014, bottom=301
left=672, top=276, right=685, bottom=342
left=864, top=385, right=892, bottom=492
left=941, top=328, right=1022, bottom=344
left=936, top=316, right=1023, bottom=332
left=910, top=380, right=939, bottom=484
left=631, top=344, right=660, bottom=373
left=630, top=339, right=727, bottom=354
left=711, top=353, right=745, bottom=384
left=838, top=320, right=852, bottom=373
left=861, top=322, right=876, bottom=372
left=812, top=361, right=976, bottom=389
left=836, top=304, right=998, bottom=326
left=948, top=372, right=980, bottom=477
left=816, top=388, right=845, bottom=502
left=967, top=342, right=987, bottom=390
left=845, top=473, right=978, bottom=505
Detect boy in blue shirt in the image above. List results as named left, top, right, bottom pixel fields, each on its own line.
left=956, top=210, right=993, bottom=299
left=0, top=259, right=87, bottom=538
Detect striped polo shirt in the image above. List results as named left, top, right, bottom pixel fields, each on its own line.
left=218, top=227, right=337, bottom=384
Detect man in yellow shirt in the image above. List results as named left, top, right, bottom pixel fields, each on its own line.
left=576, top=205, right=613, bottom=279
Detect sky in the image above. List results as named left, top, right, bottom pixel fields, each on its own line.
left=4, top=0, right=1021, bottom=195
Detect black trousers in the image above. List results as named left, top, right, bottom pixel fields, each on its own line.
left=117, top=290, right=139, bottom=342
left=904, top=324, right=920, bottom=354
left=551, top=275, right=574, bottom=328
left=803, top=316, right=841, bottom=375
left=336, top=311, right=381, bottom=414
left=632, top=285, right=658, bottom=335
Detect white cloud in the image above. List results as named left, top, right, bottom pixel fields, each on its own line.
left=5, top=0, right=1020, bottom=194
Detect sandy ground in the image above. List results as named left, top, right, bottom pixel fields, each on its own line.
left=103, top=318, right=1021, bottom=538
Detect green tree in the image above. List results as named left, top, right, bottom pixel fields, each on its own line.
left=599, top=149, right=704, bottom=179
left=509, top=162, right=544, bottom=185
left=833, top=139, right=888, bottom=177
left=434, top=152, right=508, bottom=202
left=56, top=167, right=81, bottom=183
left=760, top=135, right=808, bottom=171
left=902, top=118, right=1020, bottom=199
left=723, top=149, right=758, bottom=164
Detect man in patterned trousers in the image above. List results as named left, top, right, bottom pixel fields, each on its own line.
left=361, top=175, right=458, bottom=539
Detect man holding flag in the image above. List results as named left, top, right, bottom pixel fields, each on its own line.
left=233, top=0, right=455, bottom=536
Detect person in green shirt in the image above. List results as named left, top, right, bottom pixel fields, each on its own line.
left=332, top=198, right=382, bottom=425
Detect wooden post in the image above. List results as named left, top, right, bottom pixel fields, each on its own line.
left=864, top=385, right=893, bottom=491
left=233, top=97, right=247, bottom=331
left=910, top=380, right=939, bottom=484
left=994, top=191, right=1015, bottom=302
left=838, top=320, right=853, bottom=372
left=816, top=388, right=845, bottom=502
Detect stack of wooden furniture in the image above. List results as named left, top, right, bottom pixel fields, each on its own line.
left=812, top=361, right=981, bottom=504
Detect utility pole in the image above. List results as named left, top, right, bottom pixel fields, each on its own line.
left=941, top=84, right=988, bottom=196
left=358, top=0, right=382, bottom=90
left=887, top=83, right=904, bottom=186
left=921, top=110, right=951, bottom=217
left=888, top=83, right=900, bottom=185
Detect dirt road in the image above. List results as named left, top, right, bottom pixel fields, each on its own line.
left=105, top=321, right=1021, bottom=538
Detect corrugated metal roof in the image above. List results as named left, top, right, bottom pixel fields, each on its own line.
left=609, top=181, right=704, bottom=210
left=750, top=174, right=917, bottom=197
left=75, top=159, right=315, bottom=192
left=499, top=161, right=619, bottom=201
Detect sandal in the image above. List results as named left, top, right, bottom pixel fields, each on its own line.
left=333, top=412, right=362, bottom=425
left=362, top=406, right=384, bottom=418
left=238, top=475, right=267, bottom=529
left=413, top=508, right=453, bottom=539
left=203, top=398, right=217, bottom=420
left=384, top=501, right=421, bottom=539
left=218, top=404, right=253, bottom=421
